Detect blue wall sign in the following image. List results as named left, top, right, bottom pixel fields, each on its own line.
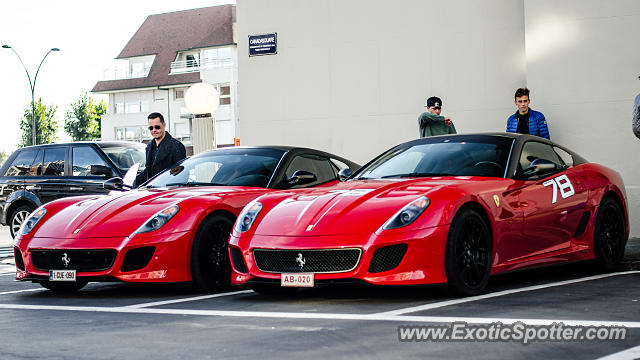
left=249, top=33, right=277, bottom=56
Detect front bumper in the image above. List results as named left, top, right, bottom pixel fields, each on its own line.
left=14, top=230, right=194, bottom=283
left=229, top=225, right=450, bottom=286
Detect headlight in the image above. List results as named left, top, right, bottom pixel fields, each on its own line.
left=19, top=208, right=47, bottom=236
left=382, top=197, right=430, bottom=230
left=234, top=200, right=262, bottom=233
left=135, top=205, right=179, bottom=234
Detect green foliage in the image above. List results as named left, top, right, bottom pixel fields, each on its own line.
left=64, top=92, right=107, bottom=141
left=19, top=98, right=58, bottom=147
left=0, top=149, right=9, bottom=166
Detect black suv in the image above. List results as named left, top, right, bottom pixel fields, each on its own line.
left=0, top=141, right=146, bottom=237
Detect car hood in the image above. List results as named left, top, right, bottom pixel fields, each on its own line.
left=34, top=187, right=242, bottom=239
left=254, top=178, right=459, bottom=236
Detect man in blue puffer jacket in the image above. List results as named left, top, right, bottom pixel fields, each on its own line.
left=506, top=88, right=550, bottom=140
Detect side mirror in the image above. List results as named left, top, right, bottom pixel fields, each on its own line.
left=103, top=177, right=124, bottom=191
left=516, top=159, right=559, bottom=179
left=91, top=165, right=113, bottom=177
left=338, top=168, right=353, bottom=182
left=285, top=170, right=317, bottom=187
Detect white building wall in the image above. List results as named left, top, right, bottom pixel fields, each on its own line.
left=237, top=0, right=527, bottom=163
left=523, top=0, right=640, bottom=236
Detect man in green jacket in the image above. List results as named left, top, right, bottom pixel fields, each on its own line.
left=418, top=96, right=457, bottom=137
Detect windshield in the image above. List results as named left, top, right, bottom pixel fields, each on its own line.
left=354, top=137, right=514, bottom=179
left=146, top=148, right=285, bottom=188
left=98, top=143, right=147, bottom=174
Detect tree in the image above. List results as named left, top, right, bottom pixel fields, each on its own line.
left=19, top=98, right=58, bottom=147
left=64, top=92, right=107, bottom=141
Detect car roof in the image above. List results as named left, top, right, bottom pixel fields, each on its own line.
left=17, top=141, right=145, bottom=150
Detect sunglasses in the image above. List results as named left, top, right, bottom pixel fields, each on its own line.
left=148, top=125, right=162, bottom=130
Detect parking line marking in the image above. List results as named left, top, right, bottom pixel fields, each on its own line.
left=596, top=345, right=640, bottom=360
left=125, top=290, right=253, bottom=308
left=376, top=270, right=640, bottom=316
left=0, top=303, right=638, bottom=327
left=0, top=289, right=43, bottom=295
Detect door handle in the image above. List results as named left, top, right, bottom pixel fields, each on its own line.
left=26, top=185, right=41, bottom=191
left=69, top=186, right=84, bottom=191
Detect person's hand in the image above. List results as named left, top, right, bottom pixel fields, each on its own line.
left=444, top=118, right=453, bottom=126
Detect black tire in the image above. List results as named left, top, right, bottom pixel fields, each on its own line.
left=190, top=215, right=234, bottom=292
left=444, top=208, right=492, bottom=296
left=249, top=283, right=299, bottom=296
left=9, top=204, right=35, bottom=239
left=593, top=196, right=627, bottom=271
left=40, top=281, right=88, bottom=292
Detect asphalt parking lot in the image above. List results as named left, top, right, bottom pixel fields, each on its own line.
left=0, top=228, right=638, bottom=360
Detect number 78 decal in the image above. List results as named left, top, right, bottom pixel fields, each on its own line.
left=543, top=174, right=575, bottom=204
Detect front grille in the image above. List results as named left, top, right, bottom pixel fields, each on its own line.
left=121, top=246, right=155, bottom=272
left=30, top=249, right=117, bottom=272
left=230, top=247, right=247, bottom=273
left=253, top=248, right=361, bottom=273
left=14, top=247, right=25, bottom=271
left=368, top=244, right=408, bottom=273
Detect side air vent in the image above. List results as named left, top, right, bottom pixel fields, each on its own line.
left=573, top=211, right=591, bottom=238
left=368, top=244, right=408, bottom=273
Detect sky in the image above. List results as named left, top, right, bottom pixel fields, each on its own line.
left=0, top=0, right=235, bottom=154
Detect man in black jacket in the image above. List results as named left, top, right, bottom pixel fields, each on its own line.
left=135, top=112, right=186, bottom=186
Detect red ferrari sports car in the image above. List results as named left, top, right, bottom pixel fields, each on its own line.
left=14, top=146, right=358, bottom=292
left=229, top=134, right=629, bottom=296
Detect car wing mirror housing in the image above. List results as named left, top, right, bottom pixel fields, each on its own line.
left=285, top=170, right=317, bottom=187
left=103, top=177, right=125, bottom=191
left=338, top=168, right=352, bottom=182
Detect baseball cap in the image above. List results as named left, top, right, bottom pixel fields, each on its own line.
left=425, top=96, right=442, bottom=108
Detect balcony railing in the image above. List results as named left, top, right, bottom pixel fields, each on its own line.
left=170, top=57, right=233, bottom=74
left=102, top=68, right=151, bottom=81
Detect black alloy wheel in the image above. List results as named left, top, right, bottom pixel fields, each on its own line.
left=9, top=205, right=35, bottom=238
left=190, top=215, right=234, bottom=292
left=594, top=196, right=627, bottom=271
left=445, top=208, right=492, bottom=296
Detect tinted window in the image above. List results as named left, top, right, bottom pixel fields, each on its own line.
left=284, top=154, right=337, bottom=188
left=146, top=148, right=284, bottom=188
left=30, top=149, right=44, bottom=176
left=97, top=143, right=147, bottom=174
left=73, top=147, right=110, bottom=176
left=354, top=137, right=513, bottom=179
left=519, top=142, right=562, bottom=170
left=3, top=149, right=38, bottom=176
left=554, top=146, right=574, bottom=167
left=43, top=148, right=66, bottom=176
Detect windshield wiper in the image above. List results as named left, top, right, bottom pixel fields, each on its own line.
left=380, top=172, right=454, bottom=179
left=165, top=182, right=225, bottom=187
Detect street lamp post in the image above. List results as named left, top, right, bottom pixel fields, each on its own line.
left=185, top=83, right=219, bottom=154
left=2, top=45, right=60, bottom=146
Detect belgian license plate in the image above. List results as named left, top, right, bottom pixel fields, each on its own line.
left=281, top=273, right=314, bottom=287
left=49, top=270, right=76, bottom=282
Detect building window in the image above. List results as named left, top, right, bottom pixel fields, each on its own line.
left=175, top=89, right=185, bottom=99
left=219, top=85, right=231, bottom=105
left=185, top=54, right=200, bottom=68
left=115, top=103, right=125, bottom=114
left=203, top=47, right=233, bottom=67
left=115, top=126, right=150, bottom=142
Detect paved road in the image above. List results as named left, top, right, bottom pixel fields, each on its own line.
left=0, top=239, right=638, bottom=359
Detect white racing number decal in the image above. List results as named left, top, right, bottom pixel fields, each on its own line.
left=542, top=174, right=575, bottom=204
left=328, top=189, right=374, bottom=197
